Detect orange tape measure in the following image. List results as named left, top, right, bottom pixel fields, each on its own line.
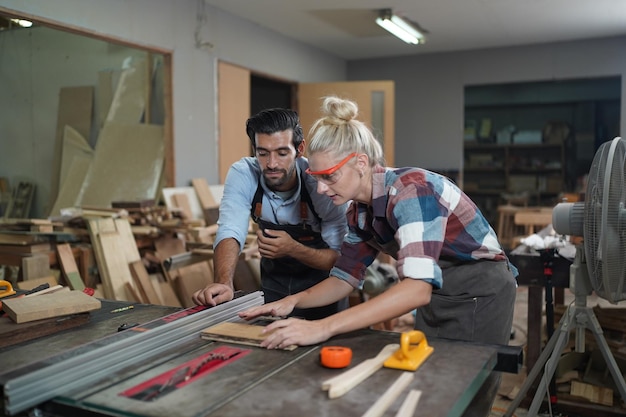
left=320, top=346, right=352, bottom=369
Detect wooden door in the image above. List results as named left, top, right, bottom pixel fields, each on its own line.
left=217, top=74, right=395, bottom=184
left=298, top=81, right=395, bottom=166
left=218, top=61, right=251, bottom=183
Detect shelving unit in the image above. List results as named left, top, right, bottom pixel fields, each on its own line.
left=462, top=76, right=621, bottom=226
left=463, top=142, right=565, bottom=224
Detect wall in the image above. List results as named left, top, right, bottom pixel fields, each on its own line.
left=348, top=35, right=626, bottom=173
left=0, top=0, right=346, bottom=216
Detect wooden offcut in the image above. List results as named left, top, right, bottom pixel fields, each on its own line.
left=200, top=322, right=297, bottom=351
left=56, top=243, right=85, bottom=290
left=21, top=255, right=51, bottom=280
left=2, top=290, right=101, bottom=324
left=129, top=260, right=161, bottom=304
left=191, top=178, right=218, bottom=209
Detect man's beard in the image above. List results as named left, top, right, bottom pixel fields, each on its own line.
left=263, top=164, right=296, bottom=190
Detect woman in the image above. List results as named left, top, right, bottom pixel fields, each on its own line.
left=240, top=96, right=517, bottom=416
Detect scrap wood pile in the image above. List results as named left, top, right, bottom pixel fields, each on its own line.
left=550, top=304, right=626, bottom=409
left=0, top=201, right=260, bottom=309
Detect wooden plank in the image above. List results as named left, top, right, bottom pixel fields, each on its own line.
left=21, top=254, right=51, bottom=280
left=148, top=273, right=181, bottom=307
left=321, top=344, right=399, bottom=399
left=114, top=218, right=141, bottom=263
left=175, top=261, right=212, bottom=308
left=129, top=261, right=161, bottom=304
left=0, top=313, right=90, bottom=348
left=362, top=372, right=414, bottom=417
left=97, top=232, right=136, bottom=301
left=0, top=243, right=51, bottom=254
left=86, top=217, right=117, bottom=299
left=0, top=233, right=46, bottom=245
left=56, top=243, right=85, bottom=290
left=191, top=178, right=218, bottom=209
left=2, top=290, right=101, bottom=324
left=171, top=193, right=194, bottom=221
left=200, top=322, right=297, bottom=351
left=162, top=187, right=204, bottom=220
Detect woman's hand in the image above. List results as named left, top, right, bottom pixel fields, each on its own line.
left=260, top=318, right=332, bottom=349
left=238, top=296, right=298, bottom=320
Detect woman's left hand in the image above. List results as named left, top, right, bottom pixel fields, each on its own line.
left=261, top=317, right=331, bottom=349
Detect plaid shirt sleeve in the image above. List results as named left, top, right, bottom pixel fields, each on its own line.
left=331, top=167, right=507, bottom=289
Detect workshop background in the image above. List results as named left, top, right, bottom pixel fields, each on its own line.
left=1, top=1, right=626, bottom=416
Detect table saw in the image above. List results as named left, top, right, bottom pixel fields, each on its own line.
left=0, top=291, right=506, bottom=417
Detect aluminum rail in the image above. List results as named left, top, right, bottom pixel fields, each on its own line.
left=3, top=291, right=264, bottom=415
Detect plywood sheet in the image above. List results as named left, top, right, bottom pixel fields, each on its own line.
left=49, top=86, right=94, bottom=202
left=59, top=125, right=94, bottom=187
left=106, top=58, right=147, bottom=124
left=78, top=122, right=164, bottom=207
left=49, top=156, right=92, bottom=216
left=2, top=290, right=101, bottom=324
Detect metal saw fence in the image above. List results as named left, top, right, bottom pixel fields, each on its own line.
left=2, top=291, right=264, bottom=416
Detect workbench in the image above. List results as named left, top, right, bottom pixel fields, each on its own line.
left=0, top=293, right=501, bottom=417
left=509, top=250, right=571, bottom=373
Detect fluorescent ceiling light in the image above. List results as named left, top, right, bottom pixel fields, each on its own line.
left=10, top=19, right=33, bottom=28
left=375, top=9, right=425, bottom=45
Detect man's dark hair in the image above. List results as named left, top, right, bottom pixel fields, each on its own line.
left=245, top=108, right=303, bottom=149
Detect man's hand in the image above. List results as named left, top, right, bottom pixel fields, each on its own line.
left=256, top=229, right=297, bottom=259
left=238, top=296, right=297, bottom=320
left=192, top=283, right=234, bottom=306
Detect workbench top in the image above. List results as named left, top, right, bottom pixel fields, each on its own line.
left=1, top=299, right=497, bottom=417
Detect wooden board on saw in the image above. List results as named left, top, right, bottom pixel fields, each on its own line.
left=200, top=321, right=297, bottom=351
left=0, top=313, right=90, bottom=348
left=2, top=290, right=101, bottom=324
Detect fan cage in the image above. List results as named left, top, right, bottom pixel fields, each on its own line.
left=583, top=137, right=626, bottom=304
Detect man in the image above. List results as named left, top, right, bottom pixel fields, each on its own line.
left=192, top=108, right=348, bottom=320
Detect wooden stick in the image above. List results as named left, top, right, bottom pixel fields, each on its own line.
left=322, top=343, right=399, bottom=399
left=394, top=389, right=422, bottom=417
left=362, top=372, right=414, bottom=417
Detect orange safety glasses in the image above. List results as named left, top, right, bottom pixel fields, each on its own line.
left=305, top=152, right=358, bottom=185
